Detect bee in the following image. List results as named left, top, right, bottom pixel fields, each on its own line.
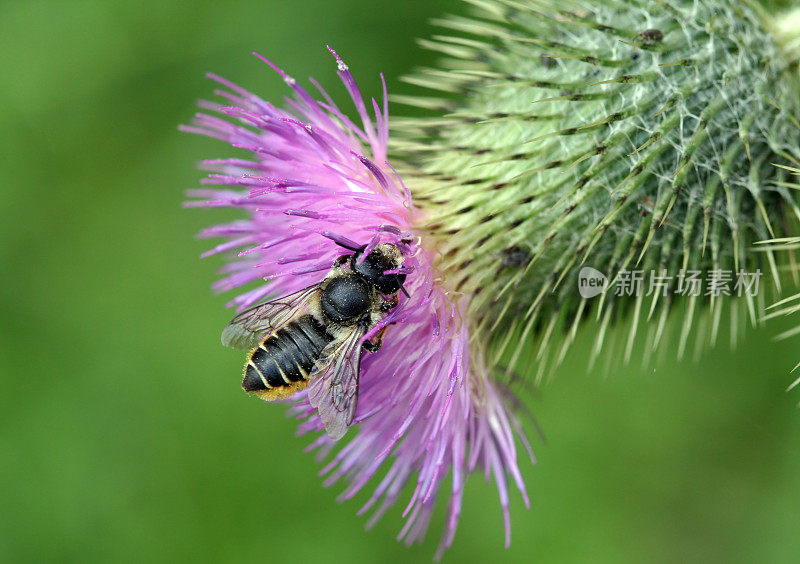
left=221, top=242, right=408, bottom=440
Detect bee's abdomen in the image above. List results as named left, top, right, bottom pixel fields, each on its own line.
left=242, top=315, right=331, bottom=392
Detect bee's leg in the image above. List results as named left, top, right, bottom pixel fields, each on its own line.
left=363, top=325, right=390, bottom=353
left=379, top=294, right=399, bottom=313
left=333, top=254, right=350, bottom=268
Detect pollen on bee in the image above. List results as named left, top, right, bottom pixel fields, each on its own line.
left=251, top=380, right=310, bottom=402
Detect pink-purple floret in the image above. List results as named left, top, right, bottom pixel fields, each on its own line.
left=183, top=46, right=533, bottom=557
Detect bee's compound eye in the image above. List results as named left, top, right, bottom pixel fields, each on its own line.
left=321, top=275, right=372, bottom=323
left=353, top=249, right=405, bottom=294
left=376, top=272, right=405, bottom=295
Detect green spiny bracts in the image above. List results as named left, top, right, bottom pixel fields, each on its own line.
left=393, top=0, right=800, bottom=379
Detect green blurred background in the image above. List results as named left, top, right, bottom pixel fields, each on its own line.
left=1, top=1, right=799, bottom=562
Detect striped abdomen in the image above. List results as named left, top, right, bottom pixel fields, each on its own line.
left=242, top=315, right=332, bottom=396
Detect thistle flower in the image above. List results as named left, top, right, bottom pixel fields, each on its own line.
left=186, top=0, right=800, bottom=557
left=394, top=0, right=800, bottom=377
left=184, top=48, right=531, bottom=556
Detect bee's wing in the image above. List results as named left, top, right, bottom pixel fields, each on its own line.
left=306, top=326, right=365, bottom=440
left=221, top=285, right=320, bottom=350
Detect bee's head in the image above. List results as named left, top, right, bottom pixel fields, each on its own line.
left=351, top=243, right=406, bottom=295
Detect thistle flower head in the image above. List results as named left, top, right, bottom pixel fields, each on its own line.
left=184, top=47, right=531, bottom=556
left=186, top=0, right=800, bottom=556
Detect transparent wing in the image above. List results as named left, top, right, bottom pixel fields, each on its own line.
left=306, top=326, right=365, bottom=440
left=221, top=285, right=320, bottom=350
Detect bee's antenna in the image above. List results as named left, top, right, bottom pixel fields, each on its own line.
left=397, top=277, right=410, bottom=298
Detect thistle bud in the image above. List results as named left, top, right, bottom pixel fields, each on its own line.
left=395, top=0, right=800, bottom=376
